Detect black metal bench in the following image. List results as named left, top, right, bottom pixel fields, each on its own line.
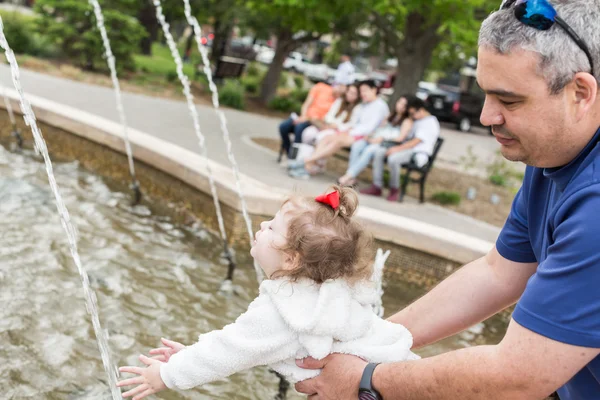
left=197, top=56, right=247, bottom=83
left=399, top=137, right=444, bottom=203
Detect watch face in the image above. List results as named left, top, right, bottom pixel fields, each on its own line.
left=358, top=390, right=379, bottom=400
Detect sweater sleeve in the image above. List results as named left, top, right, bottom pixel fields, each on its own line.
left=159, top=295, right=298, bottom=390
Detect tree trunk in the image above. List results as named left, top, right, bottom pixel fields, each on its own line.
left=211, top=18, right=232, bottom=64
left=259, top=29, right=296, bottom=104
left=387, top=13, right=441, bottom=107
left=138, top=2, right=158, bottom=55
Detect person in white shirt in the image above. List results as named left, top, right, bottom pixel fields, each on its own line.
left=116, top=187, right=417, bottom=399
left=361, top=96, right=440, bottom=202
left=289, top=80, right=390, bottom=179
left=338, top=95, right=414, bottom=187
left=300, top=84, right=360, bottom=145
left=334, top=55, right=355, bottom=86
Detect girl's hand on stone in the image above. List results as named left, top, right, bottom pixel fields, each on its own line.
left=148, top=337, right=185, bottom=362
left=117, top=355, right=166, bottom=400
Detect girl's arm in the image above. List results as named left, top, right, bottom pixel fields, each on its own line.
left=160, top=295, right=297, bottom=390
left=394, top=118, right=414, bottom=143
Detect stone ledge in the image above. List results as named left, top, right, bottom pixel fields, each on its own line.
left=0, top=88, right=493, bottom=265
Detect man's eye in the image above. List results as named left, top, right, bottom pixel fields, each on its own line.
left=500, top=100, right=520, bottom=106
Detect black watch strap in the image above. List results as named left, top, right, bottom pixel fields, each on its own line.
left=358, top=363, right=382, bottom=400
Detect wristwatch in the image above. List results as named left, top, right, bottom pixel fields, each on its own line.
left=358, top=363, right=383, bottom=400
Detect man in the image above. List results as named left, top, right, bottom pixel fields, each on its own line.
left=334, top=54, right=356, bottom=86
left=278, top=82, right=346, bottom=160
left=361, top=97, right=440, bottom=202
left=294, top=0, right=600, bottom=398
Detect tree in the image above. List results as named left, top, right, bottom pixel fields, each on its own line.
left=368, top=0, right=498, bottom=106
left=243, top=0, right=367, bottom=104
left=35, top=0, right=146, bottom=71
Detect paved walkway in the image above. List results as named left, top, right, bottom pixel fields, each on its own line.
left=0, top=64, right=502, bottom=242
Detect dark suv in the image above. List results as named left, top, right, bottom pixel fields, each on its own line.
left=424, top=83, right=489, bottom=133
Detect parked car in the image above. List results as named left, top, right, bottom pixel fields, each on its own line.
left=255, top=48, right=275, bottom=65
left=424, top=83, right=488, bottom=133
left=303, top=63, right=336, bottom=83
left=283, top=52, right=312, bottom=73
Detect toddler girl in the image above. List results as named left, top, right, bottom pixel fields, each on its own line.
left=117, top=186, right=417, bottom=399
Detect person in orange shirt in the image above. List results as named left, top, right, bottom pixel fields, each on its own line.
left=279, top=82, right=346, bottom=159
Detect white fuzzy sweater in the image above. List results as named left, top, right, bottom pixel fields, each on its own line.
left=160, top=274, right=418, bottom=390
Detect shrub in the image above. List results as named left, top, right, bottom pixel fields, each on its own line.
left=489, top=174, right=507, bottom=186
left=34, top=0, right=146, bottom=72
left=246, top=63, right=260, bottom=77
left=268, top=95, right=301, bottom=113
left=278, top=71, right=289, bottom=88
left=293, top=75, right=304, bottom=89
left=241, top=76, right=260, bottom=95
left=291, top=89, right=309, bottom=103
left=432, top=191, right=461, bottom=205
left=0, top=12, right=35, bottom=54
left=218, top=80, right=245, bottom=110
left=166, top=70, right=178, bottom=82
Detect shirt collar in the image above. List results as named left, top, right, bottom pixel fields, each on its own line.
left=543, top=127, right=600, bottom=192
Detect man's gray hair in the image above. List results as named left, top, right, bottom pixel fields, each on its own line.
left=479, top=0, right=600, bottom=94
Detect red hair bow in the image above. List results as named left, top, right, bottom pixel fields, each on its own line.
left=315, top=190, right=339, bottom=210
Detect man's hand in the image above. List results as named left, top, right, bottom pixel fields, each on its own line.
left=294, top=354, right=366, bottom=399
left=293, top=116, right=308, bottom=124
left=386, top=146, right=402, bottom=156
left=368, top=137, right=384, bottom=145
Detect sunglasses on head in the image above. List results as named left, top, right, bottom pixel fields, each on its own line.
left=501, top=0, right=595, bottom=77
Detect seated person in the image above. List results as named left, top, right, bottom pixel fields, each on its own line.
left=338, top=95, right=413, bottom=187
left=278, top=82, right=346, bottom=159
left=361, top=96, right=440, bottom=202
left=301, top=84, right=360, bottom=145
left=288, top=80, right=389, bottom=179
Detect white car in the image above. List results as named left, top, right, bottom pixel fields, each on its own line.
left=283, top=52, right=312, bottom=73
left=304, top=64, right=337, bottom=83
left=255, top=49, right=275, bottom=65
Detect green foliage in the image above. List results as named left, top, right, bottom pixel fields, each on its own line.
left=246, top=62, right=261, bottom=77
left=489, top=174, right=507, bottom=187
left=268, top=95, right=301, bottom=113
left=0, top=12, right=35, bottom=54
left=34, top=0, right=146, bottom=71
left=278, top=71, right=289, bottom=88
left=293, top=75, right=304, bottom=89
left=291, top=88, right=309, bottom=103
left=432, top=191, right=462, bottom=205
left=218, top=80, right=245, bottom=110
left=241, top=76, right=260, bottom=95
left=166, top=70, right=178, bottom=82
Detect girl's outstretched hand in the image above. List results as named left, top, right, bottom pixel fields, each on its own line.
left=148, top=337, right=185, bottom=362
left=117, top=355, right=167, bottom=400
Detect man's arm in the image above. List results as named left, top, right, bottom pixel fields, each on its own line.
left=386, top=138, right=421, bottom=155
left=298, top=94, right=314, bottom=121
left=295, top=320, right=599, bottom=399
left=371, top=319, right=600, bottom=400
left=388, top=247, right=537, bottom=348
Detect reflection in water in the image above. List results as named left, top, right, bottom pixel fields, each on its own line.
left=0, top=145, right=505, bottom=398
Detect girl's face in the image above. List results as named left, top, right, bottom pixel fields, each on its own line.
left=250, top=203, right=296, bottom=278
left=395, top=97, right=407, bottom=114
left=345, top=86, right=359, bottom=104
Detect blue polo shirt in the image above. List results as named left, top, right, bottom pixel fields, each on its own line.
left=497, top=127, right=600, bottom=399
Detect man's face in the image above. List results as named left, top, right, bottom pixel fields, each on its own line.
left=477, top=46, right=580, bottom=168
left=359, top=85, right=376, bottom=102
left=333, top=84, right=347, bottom=97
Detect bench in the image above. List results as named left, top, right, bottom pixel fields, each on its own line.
left=198, top=56, right=247, bottom=83
left=399, top=137, right=444, bottom=203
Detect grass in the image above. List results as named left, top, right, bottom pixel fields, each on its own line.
left=133, top=43, right=197, bottom=78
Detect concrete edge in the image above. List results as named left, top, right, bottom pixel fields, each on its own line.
left=0, top=88, right=494, bottom=264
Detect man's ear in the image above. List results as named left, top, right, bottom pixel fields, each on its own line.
left=571, top=72, right=598, bottom=121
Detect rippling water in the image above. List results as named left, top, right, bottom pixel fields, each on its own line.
left=0, top=144, right=505, bottom=399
